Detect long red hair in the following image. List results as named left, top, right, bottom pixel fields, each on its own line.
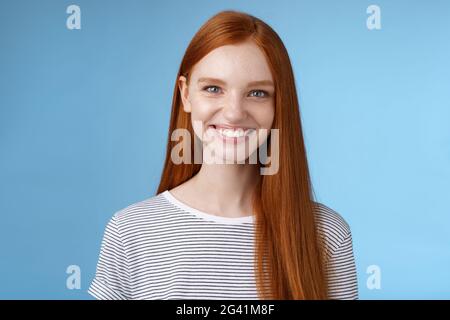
left=157, top=10, right=328, bottom=299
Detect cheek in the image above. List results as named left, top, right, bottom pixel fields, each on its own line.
left=189, top=96, right=217, bottom=122
left=189, top=96, right=217, bottom=140
left=253, top=103, right=275, bottom=129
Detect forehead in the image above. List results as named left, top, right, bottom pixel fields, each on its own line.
left=190, top=41, right=273, bottom=83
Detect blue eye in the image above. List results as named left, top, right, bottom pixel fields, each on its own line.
left=202, top=86, right=269, bottom=98
left=249, top=90, right=268, bottom=98
left=203, top=86, right=221, bottom=94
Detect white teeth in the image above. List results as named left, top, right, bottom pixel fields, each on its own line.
left=216, top=127, right=252, bottom=138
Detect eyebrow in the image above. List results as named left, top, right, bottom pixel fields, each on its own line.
left=197, top=77, right=274, bottom=88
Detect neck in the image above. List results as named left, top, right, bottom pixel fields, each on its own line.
left=190, top=163, right=260, bottom=215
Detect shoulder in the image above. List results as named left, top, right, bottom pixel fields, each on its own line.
left=312, top=201, right=352, bottom=256
left=313, top=202, right=359, bottom=299
left=106, top=192, right=170, bottom=231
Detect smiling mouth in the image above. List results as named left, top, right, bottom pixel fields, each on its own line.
left=208, top=125, right=256, bottom=139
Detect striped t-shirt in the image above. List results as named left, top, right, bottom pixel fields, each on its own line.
left=88, top=190, right=359, bottom=300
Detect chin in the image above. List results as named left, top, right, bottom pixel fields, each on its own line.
left=205, top=145, right=258, bottom=164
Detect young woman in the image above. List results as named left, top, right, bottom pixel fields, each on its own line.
left=88, top=10, right=358, bottom=300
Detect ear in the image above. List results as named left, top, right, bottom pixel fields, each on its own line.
left=178, top=75, right=192, bottom=113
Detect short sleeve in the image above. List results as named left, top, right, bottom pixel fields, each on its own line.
left=88, top=215, right=131, bottom=300
left=326, top=229, right=359, bottom=300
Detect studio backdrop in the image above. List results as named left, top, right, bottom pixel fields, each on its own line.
left=0, top=0, right=449, bottom=299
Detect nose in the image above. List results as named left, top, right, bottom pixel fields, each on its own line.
left=221, top=93, right=248, bottom=122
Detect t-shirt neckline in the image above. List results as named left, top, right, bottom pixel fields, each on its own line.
left=161, top=190, right=255, bottom=224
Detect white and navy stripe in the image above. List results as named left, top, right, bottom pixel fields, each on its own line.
left=88, top=190, right=358, bottom=300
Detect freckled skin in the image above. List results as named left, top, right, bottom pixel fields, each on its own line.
left=178, top=40, right=275, bottom=163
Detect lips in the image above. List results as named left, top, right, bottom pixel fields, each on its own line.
left=207, top=124, right=256, bottom=141
left=211, top=124, right=254, bottom=129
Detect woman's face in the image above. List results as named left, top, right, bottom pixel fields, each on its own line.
left=178, top=40, right=275, bottom=163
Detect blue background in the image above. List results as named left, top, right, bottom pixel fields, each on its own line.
left=1, top=0, right=449, bottom=299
